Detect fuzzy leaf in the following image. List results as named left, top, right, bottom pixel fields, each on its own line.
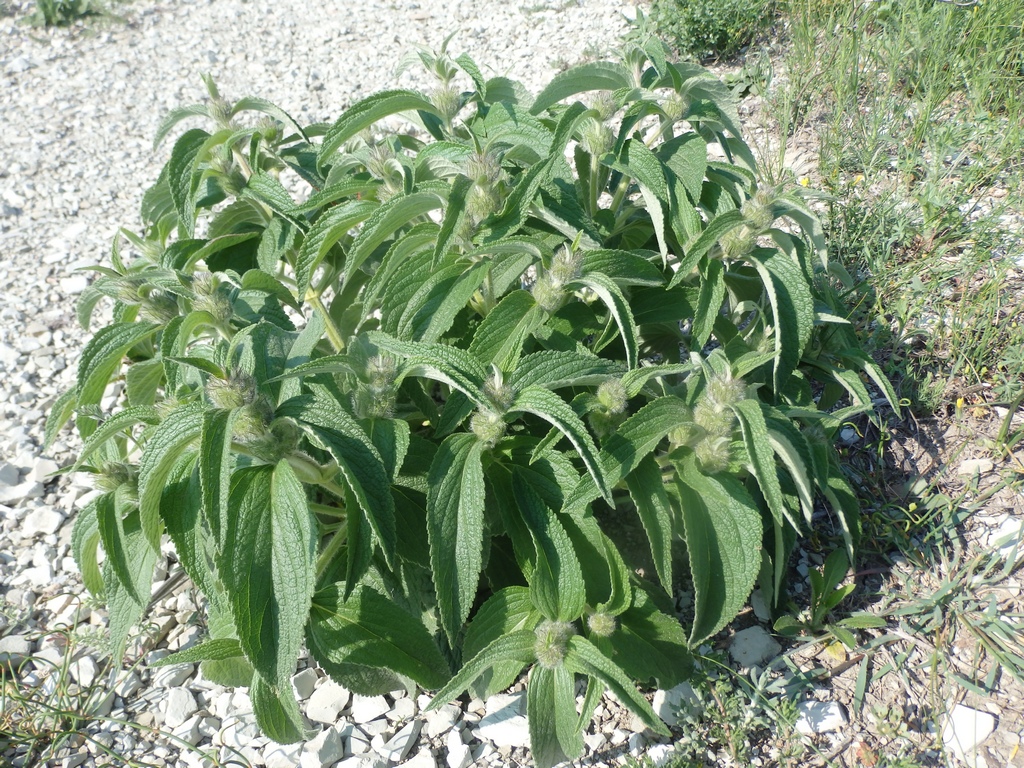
left=528, top=665, right=584, bottom=768
left=530, top=61, right=631, bottom=114
left=567, top=272, right=639, bottom=369
left=151, top=639, right=244, bottom=667
left=168, top=128, right=209, bottom=237
left=731, top=399, right=798, bottom=531
left=71, top=499, right=104, bottom=598
left=624, top=456, right=673, bottom=593
left=308, top=583, right=450, bottom=689
left=347, top=191, right=445, bottom=281
left=675, top=456, right=762, bottom=644
left=428, top=433, right=487, bottom=642
left=294, top=199, right=377, bottom=300
left=426, top=630, right=538, bottom=709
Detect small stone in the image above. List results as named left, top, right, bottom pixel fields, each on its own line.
left=115, top=671, right=143, bottom=698
left=0, top=462, right=19, bottom=486
left=350, top=693, right=389, bottom=723
left=164, top=687, right=198, bottom=728
left=300, top=726, right=344, bottom=768
left=473, top=691, right=530, bottom=748
left=152, top=662, right=194, bottom=688
left=839, top=427, right=857, bottom=444
left=958, top=458, right=995, bottom=476
left=795, top=700, right=847, bottom=734
left=69, top=654, right=99, bottom=687
left=943, top=704, right=996, bottom=756
left=59, top=275, right=90, bottom=295
left=424, top=703, right=459, bottom=738
left=28, top=459, right=60, bottom=483
left=646, top=744, right=676, bottom=766
left=5, top=56, right=37, bottom=74
left=729, top=626, right=782, bottom=667
left=379, top=720, right=421, bottom=763
left=387, top=696, right=416, bottom=722
left=583, top=732, right=606, bottom=751
left=0, top=480, right=44, bottom=506
left=0, top=634, right=33, bottom=666
left=400, top=747, right=437, bottom=768
left=988, top=517, right=1023, bottom=560
left=445, top=730, right=472, bottom=768
left=305, top=679, right=350, bottom=723
left=172, top=715, right=203, bottom=746
left=263, top=742, right=302, bottom=768
left=750, top=589, right=772, bottom=622
left=627, top=732, right=646, bottom=755
left=652, top=682, right=702, bottom=726
left=292, top=667, right=318, bottom=700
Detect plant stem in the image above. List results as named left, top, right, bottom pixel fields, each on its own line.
left=316, top=523, right=348, bottom=579
left=310, top=292, right=346, bottom=353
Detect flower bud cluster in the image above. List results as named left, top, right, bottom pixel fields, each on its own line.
left=532, top=245, right=584, bottom=313
left=208, top=154, right=248, bottom=197
left=719, top=188, right=777, bottom=260
left=589, top=379, right=629, bottom=438
left=534, top=620, right=575, bottom=669
left=247, top=417, right=303, bottom=463
left=463, top=151, right=506, bottom=225
left=140, top=289, right=180, bottom=324
left=470, top=408, right=506, bottom=449
left=580, top=118, right=614, bottom=157
left=191, top=273, right=235, bottom=324
left=352, top=354, right=398, bottom=420
left=587, top=611, right=617, bottom=638
left=432, top=85, right=462, bottom=124
left=96, top=461, right=139, bottom=499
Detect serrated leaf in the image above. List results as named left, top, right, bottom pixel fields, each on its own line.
left=279, top=391, right=397, bottom=567
left=71, top=499, right=104, bottom=598
left=463, top=586, right=539, bottom=665
left=530, top=61, right=631, bottom=114
left=624, top=456, right=673, bottom=593
left=567, top=272, right=639, bottom=369
left=153, top=104, right=210, bottom=149
left=668, top=209, right=745, bottom=289
left=125, top=358, right=163, bottom=407
left=231, top=96, right=308, bottom=142
left=580, top=249, right=664, bottom=287
left=433, top=174, right=472, bottom=266
left=319, top=90, right=441, bottom=170
left=675, top=456, right=762, bottom=644
left=469, top=290, right=542, bottom=371
left=731, top=399, right=798, bottom=531
left=158, top=450, right=217, bottom=598
left=44, top=386, right=78, bottom=450
left=151, top=638, right=244, bottom=667
left=138, top=401, right=204, bottom=550
left=75, top=322, right=160, bottom=437
left=564, top=635, right=669, bottom=735
left=402, top=260, right=492, bottom=343
left=608, top=587, right=692, bottom=688
left=513, top=472, right=586, bottom=622
left=428, top=433, right=486, bottom=642
left=566, top=396, right=693, bottom=511
left=426, top=630, right=538, bottom=709
left=509, top=386, right=609, bottom=502
left=251, top=673, right=308, bottom=744
left=747, top=248, right=815, bottom=394
left=168, top=128, right=210, bottom=237
left=220, top=462, right=316, bottom=697
left=102, top=510, right=156, bottom=665
left=693, top=258, right=725, bottom=348
left=307, top=583, right=450, bottom=689
left=528, top=665, right=584, bottom=768
left=658, top=132, right=707, bottom=204
left=371, top=333, right=488, bottom=405
left=509, top=350, right=624, bottom=391
left=96, top=492, right=143, bottom=603
left=71, top=406, right=160, bottom=472
left=347, top=192, right=444, bottom=282
left=294, top=199, right=378, bottom=300
left=767, top=423, right=815, bottom=524
left=200, top=408, right=238, bottom=547
left=605, top=139, right=670, bottom=259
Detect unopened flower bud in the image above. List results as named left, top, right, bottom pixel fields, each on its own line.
left=663, top=91, right=688, bottom=122
left=532, top=273, right=565, bottom=313
left=206, top=371, right=258, bottom=410
left=580, top=118, right=614, bottom=156
left=596, top=379, right=628, bottom=415
left=587, top=612, right=617, bottom=638
left=432, top=85, right=462, bottom=123
left=720, top=227, right=755, bottom=259
left=705, top=374, right=746, bottom=410
left=95, top=461, right=138, bottom=495
left=693, top=398, right=735, bottom=438
left=694, top=435, right=731, bottom=474
left=470, top=408, right=506, bottom=449
left=741, top=193, right=774, bottom=234
left=534, top=620, right=575, bottom=669
left=141, top=290, right=180, bottom=324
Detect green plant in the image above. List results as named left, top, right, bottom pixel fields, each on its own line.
left=774, top=548, right=887, bottom=649
left=30, top=0, right=98, bottom=26
left=649, top=0, right=776, bottom=61
left=47, top=36, right=890, bottom=766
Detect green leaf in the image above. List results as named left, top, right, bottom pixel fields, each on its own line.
left=199, top=408, right=238, bottom=547
left=428, top=433, right=487, bottom=642
left=563, top=635, right=669, bottom=736
left=513, top=472, right=586, bottom=622
left=658, top=132, right=707, bottom=204
left=608, top=587, right=692, bottom=688
left=462, top=587, right=540, bottom=695
left=251, top=673, right=308, bottom=744
left=138, top=401, right=204, bottom=550
left=530, top=61, right=631, bottom=114
left=427, top=630, right=538, bottom=709
left=71, top=499, right=104, bottom=598
left=76, top=322, right=160, bottom=437
left=433, top=174, right=472, bottom=266
left=372, top=333, right=488, bottom=405
left=624, top=456, right=673, bottom=593
left=168, top=128, right=210, bottom=237
left=675, top=456, right=762, bottom=644
left=668, top=209, right=745, bottom=289
left=580, top=249, right=664, bottom=287
left=153, top=103, right=209, bottom=149
left=44, top=386, right=78, bottom=450
left=219, top=462, right=316, bottom=691
left=403, top=260, right=493, bottom=343
left=567, top=272, right=639, bottom=369
left=280, top=391, right=397, bottom=566
left=71, top=406, right=161, bottom=471
left=307, top=583, right=451, bottom=689
left=509, top=350, right=624, bottom=391
left=347, top=192, right=445, bottom=282
left=96, top=493, right=143, bottom=603
left=102, top=510, right=157, bottom=665
left=508, top=386, right=609, bottom=502
left=747, top=248, right=815, bottom=393
left=150, top=639, right=244, bottom=667
left=606, top=139, right=670, bottom=259
left=693, top=258, right=725, bottom=348
left=158, top=450, right=216, bottom=598
left=294, top=199, right=378, bottom=300
left=528, top=665, right=584, bottom=768
left=231, top=96, right=309, bottom=143
left=469, top=290, right=543, bottom=371
left=730, top=399, right=798, bottom=531
left=319, top=90, right=441, bottom=170
left=566, top=396, right=693, bottom=511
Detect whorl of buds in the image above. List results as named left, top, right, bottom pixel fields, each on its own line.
left=470, top=408, right=506, bottom=449
left=590, top=92, right=619, bottom=122
left=693, top=399, right=735, bottom=438
left=740, top=189, right=774, bottom=234
left=256, top=117, right=283, bottom=145
left=206, top=370, right=259, bottom=410
left=663, top=91, right=688, bottom=122
left=596, top=379, right=628, bottom=416
left=694, top=435, right=732, bottom=474
left=532, top=274, right=565, bottom=313
left=579, top=118, right=614, bottom=157
left=483, top=368, right=515, bottom=411
left=432, top=85, right=462, bottom=124
left=533, top=244, right=584, bottom=312
left=247, top=418, right=303, bottom=463
left=352, top=354, right=398, bottom=420
left=95, top=461, right=138, bottom=496
left=705, top=374, right=746, bottom=411
left=587, top=611, right=617, bottom=638
left=719, top=227, right=756, bottom=260
left=191, top=273, right=235, bottom=324
left=534, top=620, right=575, bottom=669
left=208, top=155, right=247, bottom=197
left=207, top=97, right=233, bottom=127
left=140, top=290, right=180, bottom=325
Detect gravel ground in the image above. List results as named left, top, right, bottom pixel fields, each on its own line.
left=0, top=2, right=683, bottom=766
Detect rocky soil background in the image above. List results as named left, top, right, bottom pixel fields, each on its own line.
left=2, top=1, right=1023, bottom=767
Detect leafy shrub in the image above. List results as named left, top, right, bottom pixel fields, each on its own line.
left=48, top=35, right=894, bottom=766
left=30, top=0, right=98, bottom=26
left=650, top=0, right=776, bottom=61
